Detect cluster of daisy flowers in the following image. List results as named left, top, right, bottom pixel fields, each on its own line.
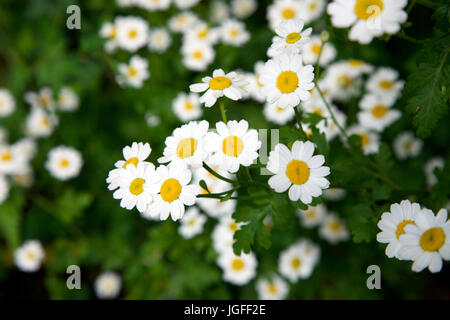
left=377, top=200, right=450, bottom=273
left=0, top=86, right=83, bottom=204
left=99, top=0, right=258, bottom=89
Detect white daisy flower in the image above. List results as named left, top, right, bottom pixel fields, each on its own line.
left=146, top=112, right=161, bottom=127
left=136, top=0, right=171, bottom=11
left=231, top=0, right=257, bottom=19
left=115, top=16, right=149, bottom=52
left=267, top=19, right=312, bottom=57
left=174, top=0, right=200, bottom=9
left=424, top=157, right=444, bottom=188
left=217, top=250, right=258, bottom=286
left=399, top=208, right=450, bottom=273
left=377, top=200, right=421, bottom=259
left=178, top=207, right=207, bottom=239
left=0, top=88, right=15, bottom=117
left=190, top=69, right=248, bottom=108
left=184, top=22, right=219, bottom=46
left=210, top=1, right=230, bottom=24
left=256, top=275, right=289, bottom=300
left=267, top=0, right=303, bottom=31
left=25, top=87, right=55, bottom=111
left=319, top=213, right=350, bottom=244
left=320, top=61, right=361, bottom=102
left=393, top=131, right=423, bottom=160
left=112, top=162, right=156, bottom=213
left=0, top=174, right=9, bottom=204
left=345, top=59, right=374, bottom=76
left=317, top=108, right=347, bottom=142
left=366, top=67, right=404, bottom=100
left=148, top=27, right=171, bottom=53
left=144, top=161, right=201, bottom=221
left=245, top=61, right=266, bottom=102
left=220, top=19, right=250, bottom=47
left=14, top=240, right=45, bottom=273
left=13, top=138, right=37, bottom=161
left=279, top=239, right=320, bottom=282
left=117, top=55, right=150, bottom=88
left=0, top=144, right=28, bottom=175
left=197, top=181, right=237, bottom=218
left=168, top=11, right=199, bottom=33
left=172, top=92, right=202, bottom=122
left=299, top=0, right=326, bottom=24
left=260, top=53, right=314, bottom=109
left=99, top=21, right=118, bottom=53
left=323, top=187, right=346, bottom=201
left=212, top=216, right=242, bottom=253
left=158, top=120, right=209, bottom=168
left=301, top=35, right=336, bottom=67
left=181, top=42, right=215, bottom=72
left=25, top=108, right=58, bottom=138
left=57, top=87, right=79, bottom=112
left=263, top=103, right=295, bottom=125
left=298, top=204, right=327, bottom=228
left=357, top=93, right=401, bottom=132
left=327, top=0, right=408, bottom=44
left=347, top=124, right=380, bottom=155
left=94, top=272, right=122, bottom=300
left=267, top=141, right=330, bottom=204
left=107, top=142, right=152, bottom=191
left=45, top=146, right=83, bottom=181
left=205, top=120, right=261, bottom=173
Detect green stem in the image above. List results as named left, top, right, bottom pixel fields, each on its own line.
left=219, top=100, right=227, bottom=123
left=202, top=162, right=236, bottom=185
left=294, top=105, right=308, bottom=140
left=197, top=186, right=240, bottom=199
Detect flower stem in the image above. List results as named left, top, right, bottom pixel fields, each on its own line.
left=220, top=100, right=228, bottom=124
left=294, top=105, right=308, bottom=140
left=202, top=162, right=236, bottom=185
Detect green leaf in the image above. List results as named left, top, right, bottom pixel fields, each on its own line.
left=0, top=192, right=24, bottom=249
left=432, top=4, right=450, bottom=32
left=346, top=204, right=377, bottom=243
left=52, top=189, right=93, bottom=224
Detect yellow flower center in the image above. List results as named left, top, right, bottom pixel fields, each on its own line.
left=41, top=118, right=50, bottom=127
left=379, top=80, right=393, bottom=90
left=128, top=29, right=138, bottom=39
left=282, top=8, right=295, bottom=19
left=286, top=160, right=310, bottom=185
left=129, top=178, right=145, bottom=196
left=197, top=29, right=208, bottom=39
left=268, top=283, right=278, bottom=294
left=349, top=59, right=364, bottom=67
left=184, top=102, right=194, bottom=110
left=26, top=251, right=35, bottom=260
left=371, top=104, right=388, bottom=118
left=420, top=228, right=445, bottom=252
left=229, top=222, right=239, bottom=232
left=255, top=74, right=263, bottom=87
left=354, top=0, right=384, bottom=20
left=396, top=220, right=416, bottom=239
left=230, top=29, right=239, bottom=37
left=127, top=67, right=137, bottom=77
left=1, top=152, right=12, bottom=162
left=39, top=95, right=51, bottom=107
left=309, top=3, right=317, bottom=11
left=330, top=221, right=342, bottom=232
left=337, top=75, right=352, bottom=88
left=222, top=136, right=244, bottom=157
left=160, top=178, right=182, bottom=202
left=59, top=159, right=69, bottom=168
left=110, top=27, right=117, bottom=39
left=286, top=32, right=301, bottom=44
left=231, top=258, right=244, bottom=271
left=193, top=50, right=203, bottom=59
left=276, top=71, right=299, bottom=94
left=209, top=76, right=232, bottom=90
left=312, top=43, right=322, bottom=55
left=313, top=108, right=322, bottom=115
left=122, top=157, right=139, bottom=169
left=188, top=219, right=196, bottom=226
left=176, top=138, right=197, bottom=159
left=291, top=257, right=301, bottom=269
left=359, top=133, right=370, bottom=146
left=306, top=209, right=316, bottom=218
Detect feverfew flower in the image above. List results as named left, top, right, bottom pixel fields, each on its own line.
left=319, top=213, right=350, bottom=244
left=144, top=161, right=201, bottom=221
left=220, top=19, right=250, bottom=47
left=327, top=0, right=408, bottom=44
left=178, top=207, right=207, bottom=239
left=190, top=69, right=247, bottom=108
left=263, top=103, right=295, bottom=125
left=184, top=22, right=219, bottom=46
left=137, top=0, right=171, bottom=11
left=25, top=108, right=58, bottom=138
left=424, top=157, right=444, bottom=188
left=231, top=0, right=257, bottom=19
left=14, top=240, right=45, bottom=273
left=174, top=0, right=200, bottom=10
left=300, top=0, right=326, bottom=24
left=366, top=67, right=404, bottom=100
left=182, top=42, right=215, bottom=72
left=321, top=61, right=361, bottom=102
left=377, top=200, right=421, bottom=259
left=301, top=35, right=336, bottom=67
left=158, top=120, right=209, bottom=168
left=256, top=275, right=289, bottom=300
left=260, top=53, right=314, bottom=109
left=267, top=0, right=303, bottom=31
left=57, top=87, right=79, bottom=112
left=267, top=141, right=330, bottom=204
left=45, top=146, right=83, bottom=181
left=25, top=87, right=55, bottom=111
left=99, top=21, right=118, bottom=53
left=267, top=19, right=312, bottom=57
left=217, top=250, right=258, bottom=286
left=0, top=88, right=15, bottom=117
left=172, top=92, right=202, bottom=122
left=393, top=132, right=423, bottom=160
left=169, top=11, right=199, bottom=33
left=0, top=144, right=27, bottom=175
left=94, top=272, right=122, bottom=299
left=212, top=216, right=242, bottom=253
left=298, top=204, right=327, bottom=228
left=245, top=61, right=266, bottom=102
left=148, top=28, right=171, bottom=53
left=399, top=208, right=450, bottom=273
left=115, top=16, right=149, bottom=52
left=117, top=55, right=150, bottom=88
left=279, top=239, right=320, bottom=282
left=347, top=125, right=380, bottom=155
left=357, top=93, right=401, bottom=132
left=205, top=120, right=261, bottom=173
left=323, top=188, right=346, bottom=201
